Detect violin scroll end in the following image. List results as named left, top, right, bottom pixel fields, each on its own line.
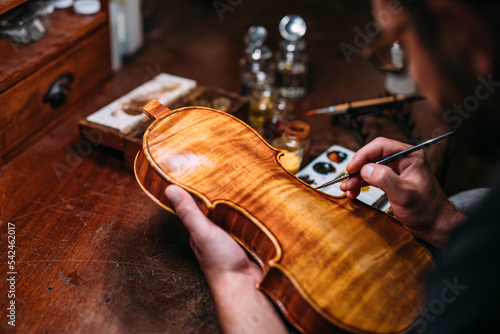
left=142, top=100, right=173, bottom=120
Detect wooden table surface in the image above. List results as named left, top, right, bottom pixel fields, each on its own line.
left=0, top=1, right=449, bottom=333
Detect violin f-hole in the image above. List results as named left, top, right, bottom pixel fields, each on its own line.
left=209, top=202, right=281, bottom=272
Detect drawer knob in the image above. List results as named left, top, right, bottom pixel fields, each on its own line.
left=43, top=73, right=74, bottom=108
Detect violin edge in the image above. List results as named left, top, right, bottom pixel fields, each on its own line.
left=259, top=265, right=420, bottom=334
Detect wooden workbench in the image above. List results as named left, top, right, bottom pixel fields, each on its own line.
left=0, top=1, right=450, bottom=332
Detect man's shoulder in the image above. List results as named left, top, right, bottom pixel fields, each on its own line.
left=416, top=175, right=500, bottom=333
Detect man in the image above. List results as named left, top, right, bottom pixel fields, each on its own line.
left=165, top=0, right=500, bottom=332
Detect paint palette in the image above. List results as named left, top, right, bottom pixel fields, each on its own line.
left=296, top=145, right=388, bottom=208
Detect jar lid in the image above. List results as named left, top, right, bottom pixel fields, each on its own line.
left=55, top=0, right=74, bottom=9
left=73, top=0, right=101, bottom=15
left=279, top=14, right=307, bottom=42
left=244, top=26, right=267, bottom=48
left=284, top=120, right=310, bottom=141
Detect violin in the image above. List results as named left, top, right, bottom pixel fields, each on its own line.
left=134, top=100, right=434, bottom=334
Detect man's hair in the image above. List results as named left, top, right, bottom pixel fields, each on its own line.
left=398, top=0, right=500, bottom=95
left=398, top=0, right=500, bottom=153
left=399, top=0, right=500, bottom=50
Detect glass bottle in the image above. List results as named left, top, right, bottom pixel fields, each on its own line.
left=275, top=15, right=308, bottom=100
left=239, top=26, right=274, bottom=96
left=248, top=72, right=275, bottom=135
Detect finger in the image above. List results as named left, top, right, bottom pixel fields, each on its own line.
left=340, top=175, right=364, bottom=191
left=346, top=189, right=360, bottom=200
left=360, top=163, right=404, bottom=196
left=165, top=185, right=214, bottom=237
left=341, top=178, right=370, bottom=201
left=346, top=137, right=413, bottom=174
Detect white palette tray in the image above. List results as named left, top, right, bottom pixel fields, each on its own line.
left=296, top=145, right=386, bottom=207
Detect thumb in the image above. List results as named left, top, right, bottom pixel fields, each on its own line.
left=360, top=163, right=403, bottom=196
left=165, top=185, right=213, bottom=238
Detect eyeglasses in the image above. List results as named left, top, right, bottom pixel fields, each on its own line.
left=361, top=30, right=409, bottom=75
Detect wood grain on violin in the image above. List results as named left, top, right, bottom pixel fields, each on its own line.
left=135, top=100, right=435, bottom=334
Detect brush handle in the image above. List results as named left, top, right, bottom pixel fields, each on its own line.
left=375, top=131, right=455, bottom=166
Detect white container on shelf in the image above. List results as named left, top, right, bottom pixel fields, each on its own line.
left=109, top=0, right=144, bottom=71
left=385, top=42, right=417, bottom=96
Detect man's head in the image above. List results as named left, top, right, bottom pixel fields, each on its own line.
left=372, top=0, right=500, bottom=157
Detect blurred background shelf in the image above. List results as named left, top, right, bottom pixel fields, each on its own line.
left=0, top=1, right=111, bottom=163
left=0, top=0, right=29, bottom=15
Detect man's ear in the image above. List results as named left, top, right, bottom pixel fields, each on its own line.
left=429, top=0, right=495, bottom=77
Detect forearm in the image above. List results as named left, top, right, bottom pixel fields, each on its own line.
left=206, top=270, right=288, bottom=334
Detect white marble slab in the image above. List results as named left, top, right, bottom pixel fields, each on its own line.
left=86, top=73, right=196, bottom=132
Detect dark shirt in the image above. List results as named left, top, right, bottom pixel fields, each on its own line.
left=412, top=178, right=500, bottom=333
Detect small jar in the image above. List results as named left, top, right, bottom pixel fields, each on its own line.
left=271, top=120, right=310, bottom=174
left=271, top=134, right=303, bottom=175
left=285, top=120, right=310, bottom=163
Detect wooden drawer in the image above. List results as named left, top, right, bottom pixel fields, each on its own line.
left=0, top=26, right=111, bottom=162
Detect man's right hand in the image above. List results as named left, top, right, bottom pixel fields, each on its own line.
left=340, top=137, right=466, bottom=248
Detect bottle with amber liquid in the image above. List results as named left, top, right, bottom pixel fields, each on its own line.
left=248, top=72, right=276, bottom=135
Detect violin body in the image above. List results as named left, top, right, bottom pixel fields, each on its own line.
left=134, top=100, right=434, bottom=334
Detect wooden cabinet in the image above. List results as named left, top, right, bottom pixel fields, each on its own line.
left=0, top=0, right=111, bottom=164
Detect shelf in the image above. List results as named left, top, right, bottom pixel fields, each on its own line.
left=0, top=9, right=107, bottom=93
left=0, top=0, right=29, bottom=15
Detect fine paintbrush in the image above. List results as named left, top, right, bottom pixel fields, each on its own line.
left=316, top=131, right=456, bottom=190
left=305, top=95, right=424, bottom=117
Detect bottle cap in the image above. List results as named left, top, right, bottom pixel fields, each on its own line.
left=279, top=15, right=307, bottom=42
left=73, top=0, right=101, bottom=15
left=55, top=0, right=74, bottom=9
left=244, top=26, right=267, bottom=48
